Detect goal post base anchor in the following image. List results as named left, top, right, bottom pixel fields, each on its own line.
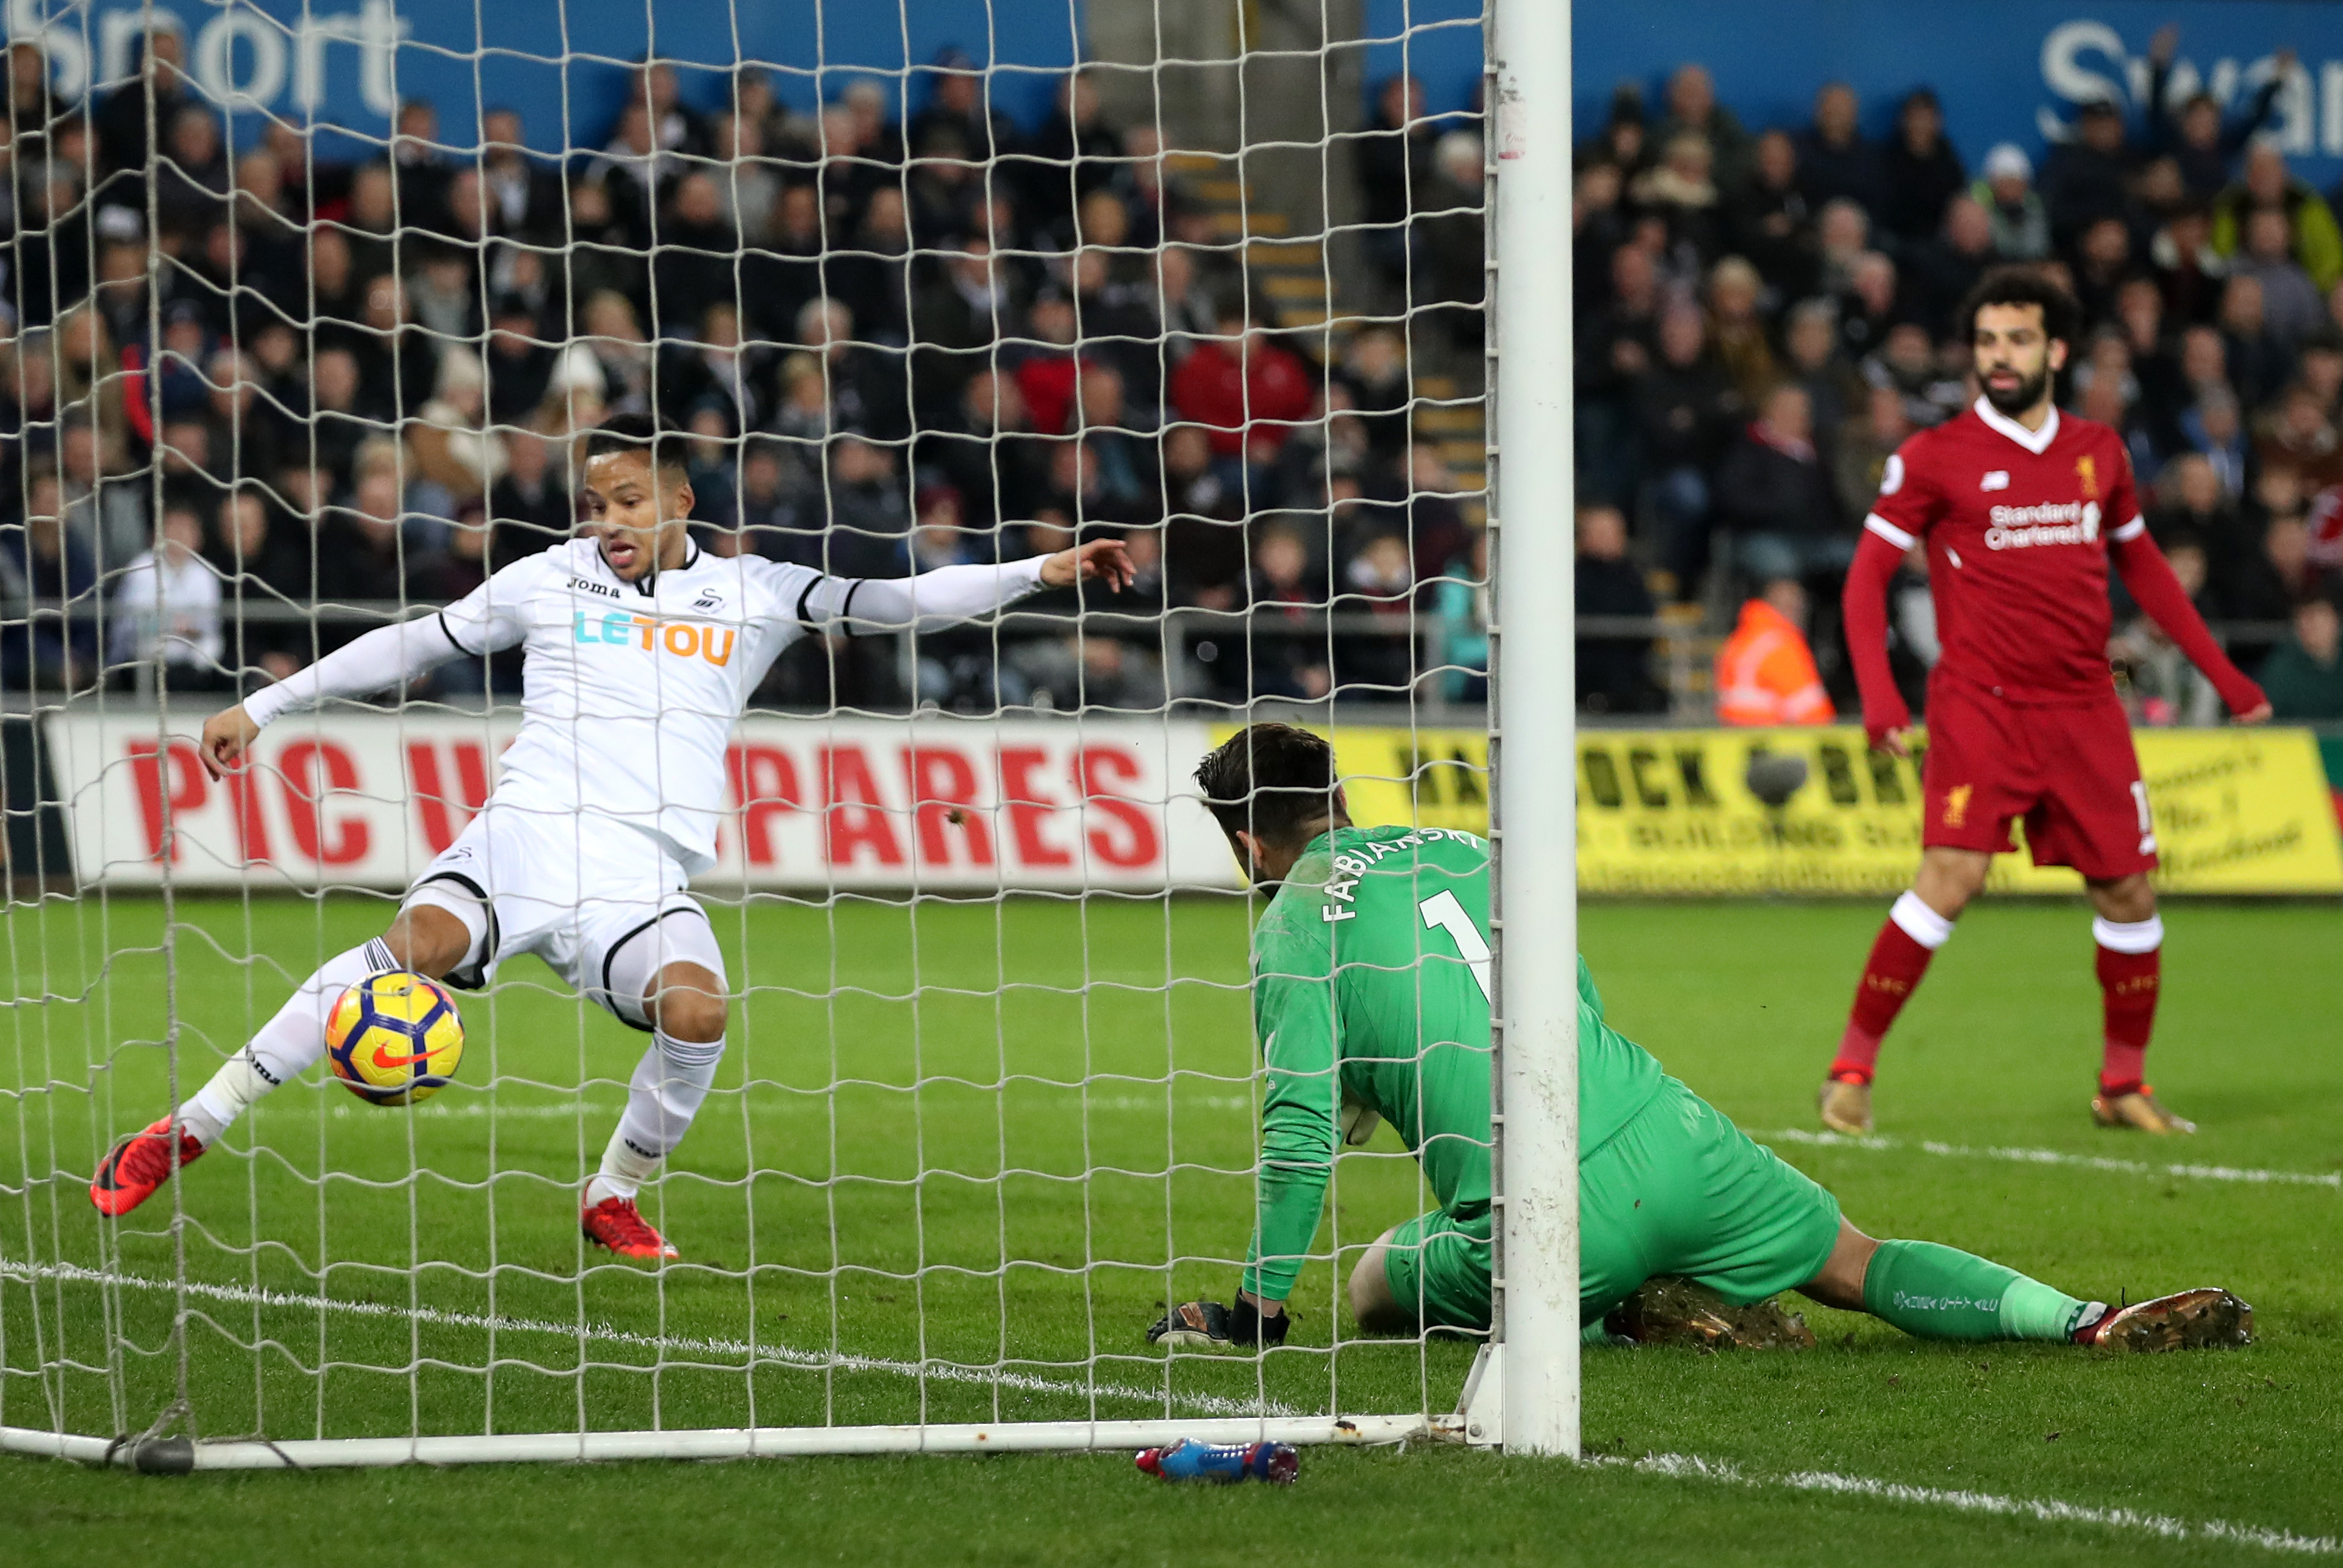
left=1457, top=1343, right=1504, bottom=1448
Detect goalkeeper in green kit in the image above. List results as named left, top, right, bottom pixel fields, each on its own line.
left=1148, top=726, right=2251, bottom=1355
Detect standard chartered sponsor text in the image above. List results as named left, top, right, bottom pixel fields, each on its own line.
left=1983, top=501, right=2101, bottom=550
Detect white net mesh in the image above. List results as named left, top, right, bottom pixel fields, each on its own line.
left=0, top=0, right=1493, bottom=1461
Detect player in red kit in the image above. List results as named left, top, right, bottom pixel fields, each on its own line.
left=1820, top=270, right=2271, bottom=1137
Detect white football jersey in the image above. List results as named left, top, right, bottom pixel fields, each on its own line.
left=438, top=539, right=840, bottom=873
left=242, top=536, right=1049, bottom=874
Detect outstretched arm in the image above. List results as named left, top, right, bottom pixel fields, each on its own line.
left=2110, top=529, right=2272, bottom=721
left=1842, top=526, right=1914, bottom=753
left=2145, top=32, right=2176, bottom=154
left=1144, top=959, right=1336, bottom=1350
left=1238, top=967, right=1344, bottom=1317
left=203, top=616, right=473, bottom=778
left=2222, top=47, right=2292, bottom=157
left=825, top=540, right=1134, bottom=635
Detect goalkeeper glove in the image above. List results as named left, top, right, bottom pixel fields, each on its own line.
left=1146, top=1296, right=1291, bottom=1350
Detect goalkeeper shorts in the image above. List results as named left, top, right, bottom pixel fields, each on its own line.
left=1379, top=1076, right=1842, bottom=1332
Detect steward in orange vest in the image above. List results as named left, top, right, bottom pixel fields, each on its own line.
left=1716, top=579, right=1836, bottom=726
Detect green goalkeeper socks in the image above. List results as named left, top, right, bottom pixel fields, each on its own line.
left=1861, top=1240, right=2089, bottom=1342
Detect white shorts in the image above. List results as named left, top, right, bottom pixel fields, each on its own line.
left=404, top=804, right=704, bottom=1031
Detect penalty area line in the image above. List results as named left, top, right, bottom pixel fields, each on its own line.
left=1759, top=1128, right=2343, bottom=1191
left=0, top=1259, right=1297, bottom=1421
left=1606, top=1453, right=2339, bottom=1556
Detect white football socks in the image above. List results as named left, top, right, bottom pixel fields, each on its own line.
left=184, top=937, right=397, bottom=1145
left=182, top=1054, right=273, bottom=1145
left=588, top=1139, right=662, bottom=1206
left=587, top=1030, right=726, bottom=1205
left=181, top=931, right=726, bottom=1211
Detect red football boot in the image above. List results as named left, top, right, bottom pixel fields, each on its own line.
left=90, top=1117, right=207, bottom=1217
left=582, top=1194, right=679, bottom=1260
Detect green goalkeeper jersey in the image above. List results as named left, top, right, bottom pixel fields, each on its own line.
left=1241, top=824, right=1666, bottom=1303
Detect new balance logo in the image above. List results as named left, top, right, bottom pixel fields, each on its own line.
left=1981, top=470, right=2009, bottom=490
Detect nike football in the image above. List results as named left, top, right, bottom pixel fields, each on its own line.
left=325, top=971, right=465, bottom=1106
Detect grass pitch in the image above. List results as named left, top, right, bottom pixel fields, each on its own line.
left=4, top=892, right=2341, bottom=1564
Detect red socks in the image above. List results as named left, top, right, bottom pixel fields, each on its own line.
left=2093, top=915, right=2164, bottom=1097
left=1831, top=892, right=1953, bottom=1084
left=1833, top=900, right=2166, bottom=1095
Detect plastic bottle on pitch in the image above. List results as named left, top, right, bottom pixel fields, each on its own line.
left=1134, top=1438, right=1299, bottom=1483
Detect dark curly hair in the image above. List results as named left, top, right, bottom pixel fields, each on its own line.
left=1958, top=266, right=2081, bottom=351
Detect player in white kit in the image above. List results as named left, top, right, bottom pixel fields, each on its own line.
left=92, top=415, right=1133, bottom=1257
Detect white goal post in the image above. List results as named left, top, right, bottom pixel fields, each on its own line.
left=1485, top=0, right=1580, bottom=1461
left=0, top=0, right=1575, bottom=1468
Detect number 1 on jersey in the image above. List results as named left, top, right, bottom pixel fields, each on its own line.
left=1418, top=889, right=1492, bottom=1002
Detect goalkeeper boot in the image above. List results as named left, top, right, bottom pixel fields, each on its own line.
left=582, top=1195, right=679, bottom=1260
left=1817, top=1074, right=1873, bottom=1136
left=2071, top=1288, right=2253, bottom=1352
left=1146, top=1299, right=1289, bottom=1352
left=90, top=1117, right=207, bottom=1217
left=1603, top=1278, right=1817, bottom=1351
left=2091, top=1085, right=2196, bottom=1134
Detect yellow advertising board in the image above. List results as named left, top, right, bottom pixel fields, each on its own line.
left=1231, top=723, right=2343, bottom=896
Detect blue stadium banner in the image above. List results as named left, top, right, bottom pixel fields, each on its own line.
left=1370, top=0, right=2343, bottom=191
left=2, top=0, right=1077, bottom=156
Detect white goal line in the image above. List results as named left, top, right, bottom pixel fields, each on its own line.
left=301, top=1094, right=1258, bottom=1121
left=0, top=1259, right=1302, bottom=1421
left=7, top=1367, right=2332, bottom=1551
left=1606, top=1452, right=2339, bottom=1557
left=0, top=1094, right=1260, bottom=1125
left=1759, top=1129, right=2343, bottom=1191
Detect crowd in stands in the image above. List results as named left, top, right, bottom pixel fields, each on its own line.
left=10, top=21, right=2343, bottom=723
left=0, top=32, right=1487, bottom=712
left=1573, top=29, right=2343, bottom=722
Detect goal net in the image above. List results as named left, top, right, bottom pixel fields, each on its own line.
left=0, top=0, right=1566, bottom=1468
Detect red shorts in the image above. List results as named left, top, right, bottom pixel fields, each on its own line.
left=1920, top=676, right=2156, bottom=879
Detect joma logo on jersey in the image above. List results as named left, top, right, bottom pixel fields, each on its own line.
left=573, top=611, right=737, bottom=665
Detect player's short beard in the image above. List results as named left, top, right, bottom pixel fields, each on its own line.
left=1981, top=362, right=2051, bottom=418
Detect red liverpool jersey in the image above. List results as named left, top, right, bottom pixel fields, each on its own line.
left=1864, top=397, right=2142, bottom=703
